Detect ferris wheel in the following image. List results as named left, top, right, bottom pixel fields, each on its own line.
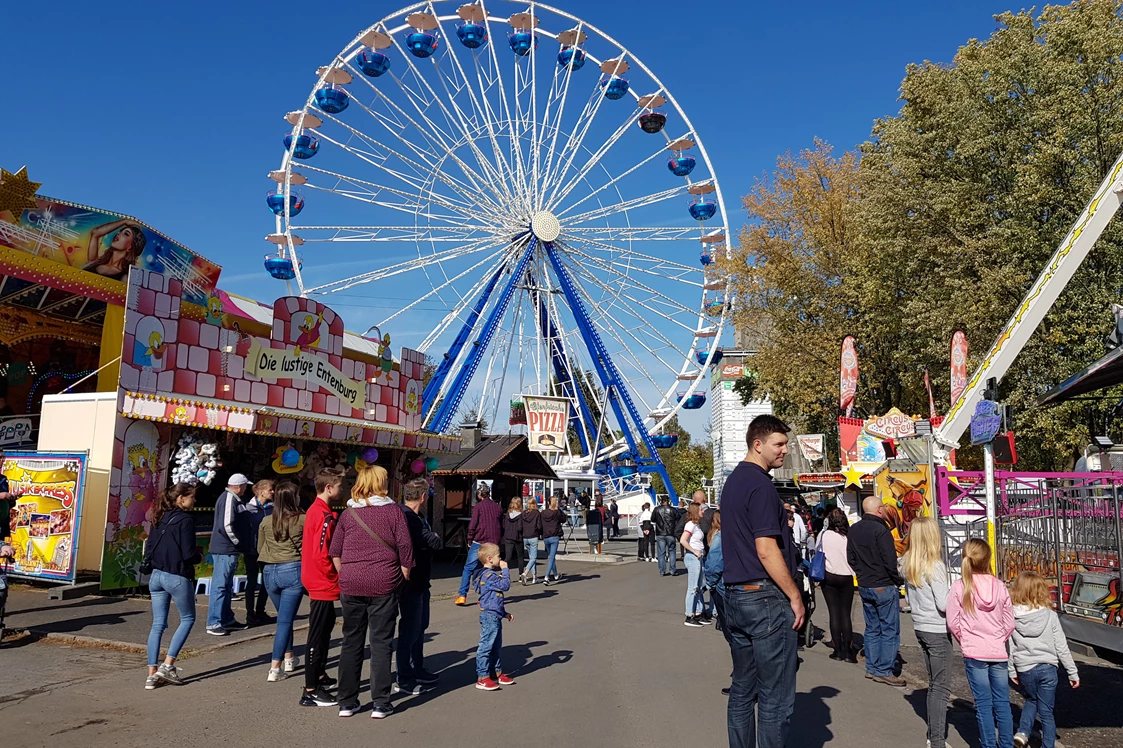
left=265, top=1, right=731, bottom=499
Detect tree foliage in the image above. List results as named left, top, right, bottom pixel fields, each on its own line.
left=726, top=0, right=1123, bottom=469
left=648, top=416, right=713, bottom=498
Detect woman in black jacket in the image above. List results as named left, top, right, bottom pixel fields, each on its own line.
left=519, top=500, right=543, bottom=585
left=585, top=496, right=604, bottom=555
left=540, top=497, right=566, bottom=585
left=501, top=497, right=524, bottom=584
left=144, top=483, right=201, bottom=690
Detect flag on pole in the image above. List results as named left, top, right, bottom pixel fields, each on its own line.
left=840, top=336, right=858, bottom=417
left=950, top=330, right=968, bottom=407
left=924, top=368, right=936, bottom=419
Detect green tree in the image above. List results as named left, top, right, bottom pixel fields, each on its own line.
left=725, top=1, right=1123, bottom=469
left=648, top=416, right=713, bottom=498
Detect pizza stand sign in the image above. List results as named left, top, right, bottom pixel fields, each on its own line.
left=524, top=395, right=568, bottom=453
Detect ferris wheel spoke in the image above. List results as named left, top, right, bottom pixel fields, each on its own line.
left=560, top=243, right=704, bottom=321
left=420, top=261, right=505, bottom=351
left=428, top=16, right=523, bottom=210
left=559, top=184, right=688, bottom=224
left=563, top=227, right=701, bottom=241
left=560, top=236, right=701, bottom=288
left=346, top=46, right=515, bottom=213
left=377, top=243, right=513, bottom=326
left=290, top=226, right=497, bottom=242
left=538, top=82, right=609, bottom=207
left=323, top=92, right=510, bottom=218
left=553, top=139, right=676, bottom=218
left=546, top=103, right=649, bottom=210
left=305, top=237, right=507, bottom=295
left=536, top=24, right=584, bottom=200
left=299, top=174, right=495, bottom=227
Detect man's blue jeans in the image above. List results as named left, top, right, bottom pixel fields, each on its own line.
left=1017, top=663, right=1058, bottom=748
left=858, top=586, right=900, bottom=676
left=965, top=658, right=1014, bottom=748
left=458, top=542, right=481, bottom=597
left=148, top=569, right=196, bottom=665
left=206, top=553, right=239, bottom=629
left=656, top=535, right=676, bottom=575
left=397, top=584, right=429, bottom=684
left=544, top=536, right=560, bottom=578
left=476, top=611, right=503, bottom=678
left=263, top=561, right=304, bottom=662
left=725, top=581, right=797, bottom=748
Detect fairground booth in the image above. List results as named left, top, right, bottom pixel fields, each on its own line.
left=0, top=167, right=458, bottom=590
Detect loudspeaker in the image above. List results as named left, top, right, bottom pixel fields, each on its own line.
left=993, top=432, right=1017, bottom=465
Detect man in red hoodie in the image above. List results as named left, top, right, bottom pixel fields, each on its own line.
left=300, top=468, right=343, bottom=707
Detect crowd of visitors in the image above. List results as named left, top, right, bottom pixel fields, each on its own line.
left=132, top=413, right=1086, bottom=742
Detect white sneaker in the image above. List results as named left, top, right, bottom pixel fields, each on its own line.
left=267, top=668, right=287, bottom=682
left=283, top=656, right=300, bottom=673
left=1013, top=734, right=1029, bottom=748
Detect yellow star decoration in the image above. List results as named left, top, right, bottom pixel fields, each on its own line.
left=842, top=462, right=867, bottom=489
left=0, top=166, right=42, bottom=218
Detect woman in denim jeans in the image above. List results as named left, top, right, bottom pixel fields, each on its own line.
left=519, top=500, right=542, bottom=584
left=145, top=484, right=201, bottom=690
left=540, top=497, right=565, bottom=585
left=901, top=517, right=952, bottom=748
left=679, top=503, right=711, bottom=627
left=257, top=481, right=306, bottom=681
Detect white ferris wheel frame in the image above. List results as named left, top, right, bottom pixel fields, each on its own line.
left=271, top=0, right=732, bottom=447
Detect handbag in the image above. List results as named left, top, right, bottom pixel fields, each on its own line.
left=140, top=522, right=166, bottom=576
left=808, top=536, right=826, bottom=583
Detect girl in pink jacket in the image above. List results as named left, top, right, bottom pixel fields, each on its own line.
left=947, top=539, right=1015, bottom=748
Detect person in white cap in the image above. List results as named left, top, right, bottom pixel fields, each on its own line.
left=206, top=473, right=251, bottom=636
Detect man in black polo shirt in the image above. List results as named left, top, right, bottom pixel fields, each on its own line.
left=721, top=415, right=804, bottom=748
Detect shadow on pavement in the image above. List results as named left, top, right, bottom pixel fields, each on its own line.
left=28, top=610, right=144, bottom=635
left=789, top=685, right=839, bottom=747
left=8, top=596, right=129, bottom=618
left=903, top=687, right=980, bottom=747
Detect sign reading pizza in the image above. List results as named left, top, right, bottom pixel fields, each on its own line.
left=524, top=395, right=568, bottom=453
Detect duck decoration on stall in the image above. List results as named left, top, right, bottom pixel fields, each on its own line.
left=292, top=309, right=324, bottom=356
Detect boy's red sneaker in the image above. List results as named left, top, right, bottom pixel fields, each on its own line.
left=475, top=677, right=501, bottom=691
left=496, top=673, right=516, bottom=686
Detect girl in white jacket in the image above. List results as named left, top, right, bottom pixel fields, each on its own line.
left=1008, top=571, right=1079, bottom=748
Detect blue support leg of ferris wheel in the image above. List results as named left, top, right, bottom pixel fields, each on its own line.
left=428, top=239, right=538, bottom=434
left=544, top=243, right=678, bottom=504
left=535, top=289, right=594, bottom=456
left=422, top=265, right=504, bottom=417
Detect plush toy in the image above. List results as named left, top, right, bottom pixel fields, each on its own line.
left=172, top=432, right=221, bottom=486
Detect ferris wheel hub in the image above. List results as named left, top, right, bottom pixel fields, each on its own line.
left=530, top=211, right=562, bottom=242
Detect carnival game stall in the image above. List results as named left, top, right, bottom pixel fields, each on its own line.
left=98, top=268, right=458, bottom=590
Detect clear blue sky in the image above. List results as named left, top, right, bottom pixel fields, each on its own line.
left=0, top=0, right=1013, bottom=440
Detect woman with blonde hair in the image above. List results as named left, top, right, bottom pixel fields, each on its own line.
left=501, top=496, right=525, bottom=583
left=520, top=497, right=543, bottom=585
left=947, top=538, right=1015, bottom=748
left=330, top=464, right=415, bottom=719
left=901, top=517, right=951, bottom=748
left=679, top=502, right=710, bottom=627
left=540, top=496, right=566, bottom=585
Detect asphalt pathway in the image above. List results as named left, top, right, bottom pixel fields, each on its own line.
left=2, top=558, right=1120, bottom=748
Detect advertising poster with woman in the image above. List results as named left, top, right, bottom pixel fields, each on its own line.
left=3, top=452, right=86, bottom=583
left=0, top=195, right=221, bottom=305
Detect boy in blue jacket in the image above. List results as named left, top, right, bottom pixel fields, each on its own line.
left=473, top=543, right=515, bottom=691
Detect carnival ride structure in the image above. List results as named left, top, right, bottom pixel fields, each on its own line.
left=264, top=2, right=733, bottom=501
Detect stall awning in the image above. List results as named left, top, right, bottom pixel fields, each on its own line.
left=121, top=391, right=460, bottom=453
left=1038, top=346, right=1123, bottom=406
left=431, top=435, right=557, bottom=479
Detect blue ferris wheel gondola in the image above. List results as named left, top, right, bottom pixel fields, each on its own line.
left=266, top=192, right=304, bottom=217
left=264, top=254, right=302, bottom=280
left=600, top=76, right=629, bottom=100
left=357, top=50, right=391, bottom=76
left=689, top=201, right=717, bottom=221
left=700, top=249, right=714, bottom=266
left=406, top=32, right=439, bottom=58
left=695, top=348, right=724, bottom=366
left=668, top=156, right=696, bottom=176
left=314, top=87, right=349, bottom=114
left=638, top=111, right=666, bottom=133
left=283, top=132, right=319, bottom=159
left=457, top=22, right=488, bottom=48
left=678, top=393, right=706, bottom=409
left=651, top=434, right=679, bottom=449
left=509, top=31, right=537, bottom=56
left=557, top=47, right=586, bottom=70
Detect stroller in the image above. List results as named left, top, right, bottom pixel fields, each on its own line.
left=796, top=541, right=817, bottom=649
